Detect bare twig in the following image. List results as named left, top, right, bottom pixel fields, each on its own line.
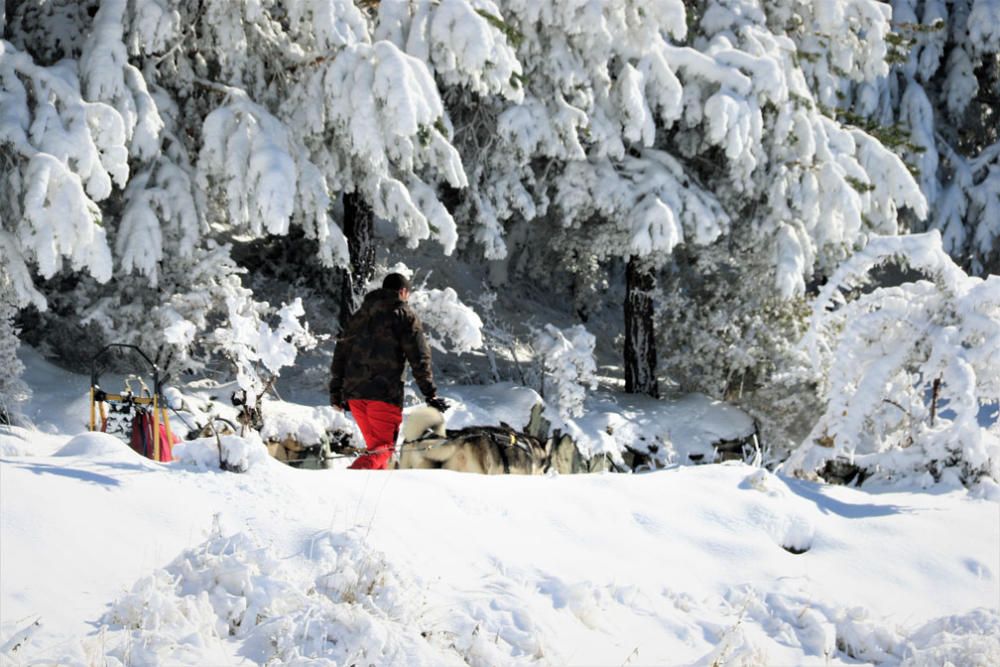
left=620, top=645, right=640, bottom=666
left=882, top=398, right=911, bottom=416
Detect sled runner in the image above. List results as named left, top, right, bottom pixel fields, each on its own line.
left=89, top=344, right=178, bottom=462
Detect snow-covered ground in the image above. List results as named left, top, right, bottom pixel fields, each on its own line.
left=1, top=350, right=998, bottom=666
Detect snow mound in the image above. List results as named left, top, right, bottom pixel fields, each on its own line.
left=98, top=522, right=473, bottom=666
left=899, top=608, right=1000, bottom=665
left=573, top=392, right=756, bottom=464
left=694, top=586, right=1000, bottom=666
left=0, top=440, right=28, bottom=457
left=53, top=432, right=142, bottom=461
left=173, top=433, right=270, bottom=472
left=740, top=469, right=816, bottom=553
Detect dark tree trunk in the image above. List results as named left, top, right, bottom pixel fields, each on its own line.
left=338, top=192, right=376, bottom=332
left=624, top=256, right=659, bottom=398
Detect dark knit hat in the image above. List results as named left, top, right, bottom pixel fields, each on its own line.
left=382, top=273, right=411, bottom=292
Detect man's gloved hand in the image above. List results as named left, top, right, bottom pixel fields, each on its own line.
left=426, top=396, right=450, bottom=413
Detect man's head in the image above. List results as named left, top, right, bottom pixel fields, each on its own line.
left=382, top=273, right=411, bottom=301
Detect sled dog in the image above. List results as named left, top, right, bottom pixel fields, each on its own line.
left=397, top=406, right=551, bottom=475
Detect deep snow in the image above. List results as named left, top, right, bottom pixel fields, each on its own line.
left=1, top=349, right=998, bottom=666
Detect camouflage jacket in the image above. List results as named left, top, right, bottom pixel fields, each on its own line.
left=329, top=288, right=437, bottom=407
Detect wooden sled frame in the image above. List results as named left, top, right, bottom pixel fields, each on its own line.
left=88, top=343, right=174, bottom=461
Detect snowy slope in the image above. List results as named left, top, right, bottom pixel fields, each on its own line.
left=1, top=352, right=998, bottom=666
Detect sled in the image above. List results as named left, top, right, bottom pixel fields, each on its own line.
left=89, top=344, right=178, bottom=462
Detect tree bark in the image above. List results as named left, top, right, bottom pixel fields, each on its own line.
left=624, top=256, right=660, bottom=398
left=338, top=192, right=376, bottom=332
left=929, top=376, right=942, bottom=427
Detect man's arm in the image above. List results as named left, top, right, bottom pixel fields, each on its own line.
left=398, top=309, right=438, bottom=400
left=329, top=334, right=352, bottom=408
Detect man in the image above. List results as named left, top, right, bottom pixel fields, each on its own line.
left=329, top=273, right=449, bottom=470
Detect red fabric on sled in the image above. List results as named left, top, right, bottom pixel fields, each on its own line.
left=129, top=412, right=178, bottom=462
left=348, top=399, right=402, bottom=470
left=158, top=421, right=177, bottom=462
left=130, top=412, right=153, bottom=459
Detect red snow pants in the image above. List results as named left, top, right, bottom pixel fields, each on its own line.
left=348, top=399, right=403, bottom=470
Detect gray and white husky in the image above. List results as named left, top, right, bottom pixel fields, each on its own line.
left=397, top=406, right=552, bottom=475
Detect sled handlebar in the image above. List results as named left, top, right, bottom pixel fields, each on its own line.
left=90, top=343, right=163, bottom=396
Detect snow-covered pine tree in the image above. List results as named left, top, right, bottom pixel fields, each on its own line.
left=427, top=1, right=926, bottom=429
left=411, top=0, right=732, bottom=396
left=0, top=34, right=121, bottom=312
left=2, top=0, right=518, bottom=381
left=860, top=0, right=1000, bottom=276
left=341, top=0, right=525, bottom=329
left=651, top=0, right=931, bottom=454
left=373, top=0, right=525, bottom=257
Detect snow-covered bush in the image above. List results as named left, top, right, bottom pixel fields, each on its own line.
left=534, top=324, right=597, bottom=420
left=370, top=264, right=484, bottom=355
left=656, top=250, right=819, bottom=461
left=99, top=522, right=472, bottom=665
left=409, top=287, right=484, bottom=354
left=474, top=289, right=534, bottom=385
left=173, top=433, right=270, bottom=473
left=259, top=404, right=355, bottom=449
left=786, top=231, right=1000, bottom=487
left=209, top=297, right=319, bottom=404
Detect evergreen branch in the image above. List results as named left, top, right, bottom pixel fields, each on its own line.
left=475, top=9, right=524, bottom=48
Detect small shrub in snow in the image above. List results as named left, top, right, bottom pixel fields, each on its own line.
left=656, top=258, right=819, bottom=461
left=786, top=231, right=1000, bottom=488
left=534, top=324, right=597, bottom=420
left=475, top=289, right=524, bottom=384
